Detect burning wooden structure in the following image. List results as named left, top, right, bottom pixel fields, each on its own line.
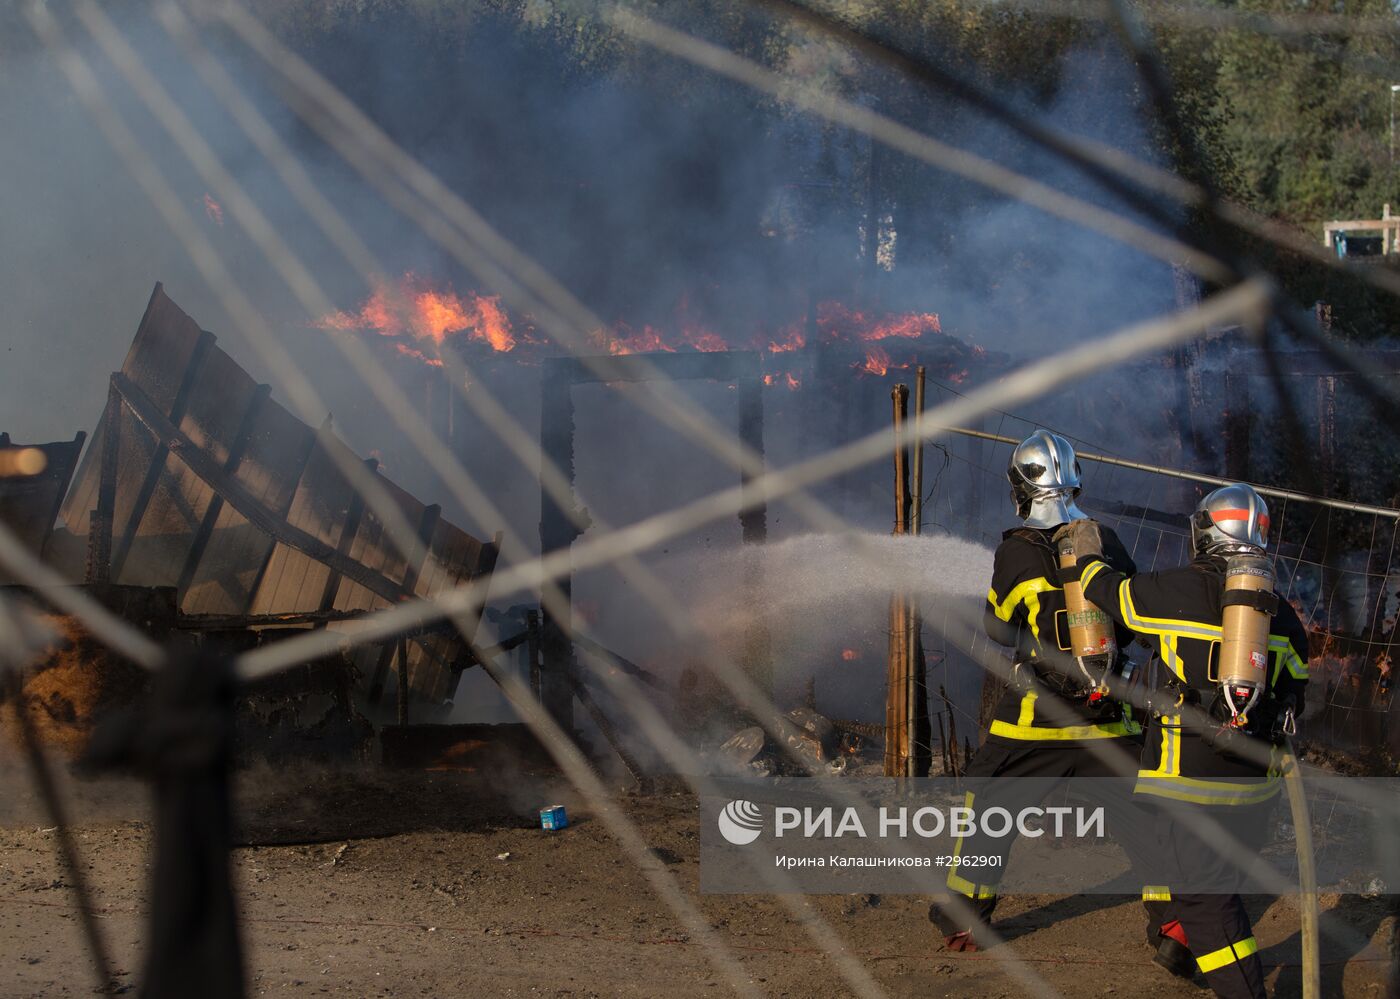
left=29, top=284, right=500, bottom=719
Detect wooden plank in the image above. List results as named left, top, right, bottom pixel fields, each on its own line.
left=367, top=502, right=441, bottom=703
left=181, top=398, right=312, bottom=615
left=315, top=458, right=377, bottom=612
left=110, top=373, right=406, bottom=603
left=109, top=330, right=216, bottom=580
left=238, top=424, right=322, bottom=613
left=253, top=433, right=352, bottom=614
left=175, top=383, right=271, bottom=598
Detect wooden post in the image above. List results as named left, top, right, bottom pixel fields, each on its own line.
left=907, top=368, right=930, bottom=778
left=911, top=368, right=925, bottom=536
left=892, top=384, right=910, bottom=533
left=885, top=385, right=911, bottom=777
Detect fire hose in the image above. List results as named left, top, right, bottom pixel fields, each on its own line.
left=1281, top=744, right=1320, bottom=999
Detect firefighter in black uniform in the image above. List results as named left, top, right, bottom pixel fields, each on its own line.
left=929, top=430, right=1152, bottom=951
left=1066, top=483, right=1308, bottom=999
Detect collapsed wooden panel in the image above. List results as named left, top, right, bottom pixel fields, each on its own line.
left=59, top=283, right=498, bottom=704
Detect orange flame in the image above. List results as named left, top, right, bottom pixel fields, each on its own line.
left=680, top=322, right=727, bottom=353
left=858, top=346, right=891, bottom=376
left=818, top=303, right=940, bottom=343
left=315, top=280, right=962, bottom=381
left=314, top=274, right=516, bottom=352
left=768, top=325, right=806, bottom=353
left=395, top=342, right=444, bottom=368
left=841, top=648, right=860, bottom=661
left=202, top=193, right=223, bottom=226
left=605, top=323, right=675, bottom=356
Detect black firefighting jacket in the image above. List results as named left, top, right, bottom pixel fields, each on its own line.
left=982, top=524, right=1141, bottom=744
left=1077, top=552, right=1309, bottom=806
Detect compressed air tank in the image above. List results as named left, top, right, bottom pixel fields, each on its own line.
left=1218, top=553, right=1274, bottom=696
left=1057, top=538, right=1116, bottom=660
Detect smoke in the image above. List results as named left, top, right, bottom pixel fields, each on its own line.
left=1, top=4, right=1192, bottom=724
left=575, top=531, right=994, bottom=729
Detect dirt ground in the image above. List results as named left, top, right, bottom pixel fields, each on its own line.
left=0, top=757, right=1393, bottom=998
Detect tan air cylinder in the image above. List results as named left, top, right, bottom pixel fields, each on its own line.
left=1057, top=539, right=1117, bottom=660
left=1219, top=554, right=1274, bottom=689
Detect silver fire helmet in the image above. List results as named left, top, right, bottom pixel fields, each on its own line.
left=1190, top=483, right=1270, bottom=556
left=1008, top=430, right=1086, bottom=529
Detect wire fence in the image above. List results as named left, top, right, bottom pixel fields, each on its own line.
left=926, top=416, right=1400, bottom=765
left=5, top=0, right=1400, bottom=996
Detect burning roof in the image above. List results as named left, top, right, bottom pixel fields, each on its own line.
left=310, top=272, right=978, bottom=387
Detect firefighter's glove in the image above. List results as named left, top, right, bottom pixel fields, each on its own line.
left=1053, top=517, right=1103, bottom=560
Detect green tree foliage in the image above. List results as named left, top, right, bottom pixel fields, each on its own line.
left=1203, top=0, right=1400, bottom=225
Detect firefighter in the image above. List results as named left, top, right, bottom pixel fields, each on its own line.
left=929, top=430, right=1150, bottom=951
left=1065, top=483, right=1308, bottom=999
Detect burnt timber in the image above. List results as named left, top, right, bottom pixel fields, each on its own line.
left=53, top=283, right=500, bottom=709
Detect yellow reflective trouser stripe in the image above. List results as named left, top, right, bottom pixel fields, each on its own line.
left=1141, top=886, right=1172, bottom=902
left=1196, top=936, right=1259, bottom=973
left=947, top=873, right=998, bottom=899
left=989, top=718, right=1141, bottom=741
left=1134, top=773, right=1281, bottom=806
left=947, top=791, right=997, bottom=900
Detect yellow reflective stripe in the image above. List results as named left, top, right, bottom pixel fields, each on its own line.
left=989, top=718, right=1141, bottom=741
left=1269, top=636, right=1309, bottom=679
left=1151, top=713, right=1181, bottom=777
left=946, top=872, right=998, bottom=899
left=1121, top=584, right=1223, bottom=640
left=1080, top=558, right=1109, bottom=590
left=989, top=576, right=1058, bottom=643
left=1163, top=635, right=1185, bottom=681
left=1196, top=936, right=1258, bottom=973
left=1135, top=772, right=1281, bottom=806
left=947, top=790, right=997, bottom=899
left=1141, top=886, right=1172, bottom=902
left=1017, top=691, right=1038, bottom=727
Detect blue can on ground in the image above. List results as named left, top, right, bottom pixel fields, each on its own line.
left=540, top=804, right=568, bottom=831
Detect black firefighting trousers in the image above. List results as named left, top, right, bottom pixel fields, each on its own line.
left=929, top=736, right=1165, bottom=937
left=1139, top=796, right=1272, bottom=999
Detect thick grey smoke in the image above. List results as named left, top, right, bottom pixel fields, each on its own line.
left=0, top=5, right=1190, bottom=724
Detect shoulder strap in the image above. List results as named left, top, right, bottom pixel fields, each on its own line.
left=1005, top=527, right=1062, bottom=585
left=1007, top=526, right=1055, bottom=552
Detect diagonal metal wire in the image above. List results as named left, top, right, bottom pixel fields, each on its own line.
left=30, top=5, right=763, bottom=993
left=10, top=9, right=1265, bottom=979
left=16, top=3, right=1394, bottom=990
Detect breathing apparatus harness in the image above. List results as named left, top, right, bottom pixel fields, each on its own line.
left=1006, top=525, right=1132, bottom=716
left=1151, top=557, right=1297, bottom=750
